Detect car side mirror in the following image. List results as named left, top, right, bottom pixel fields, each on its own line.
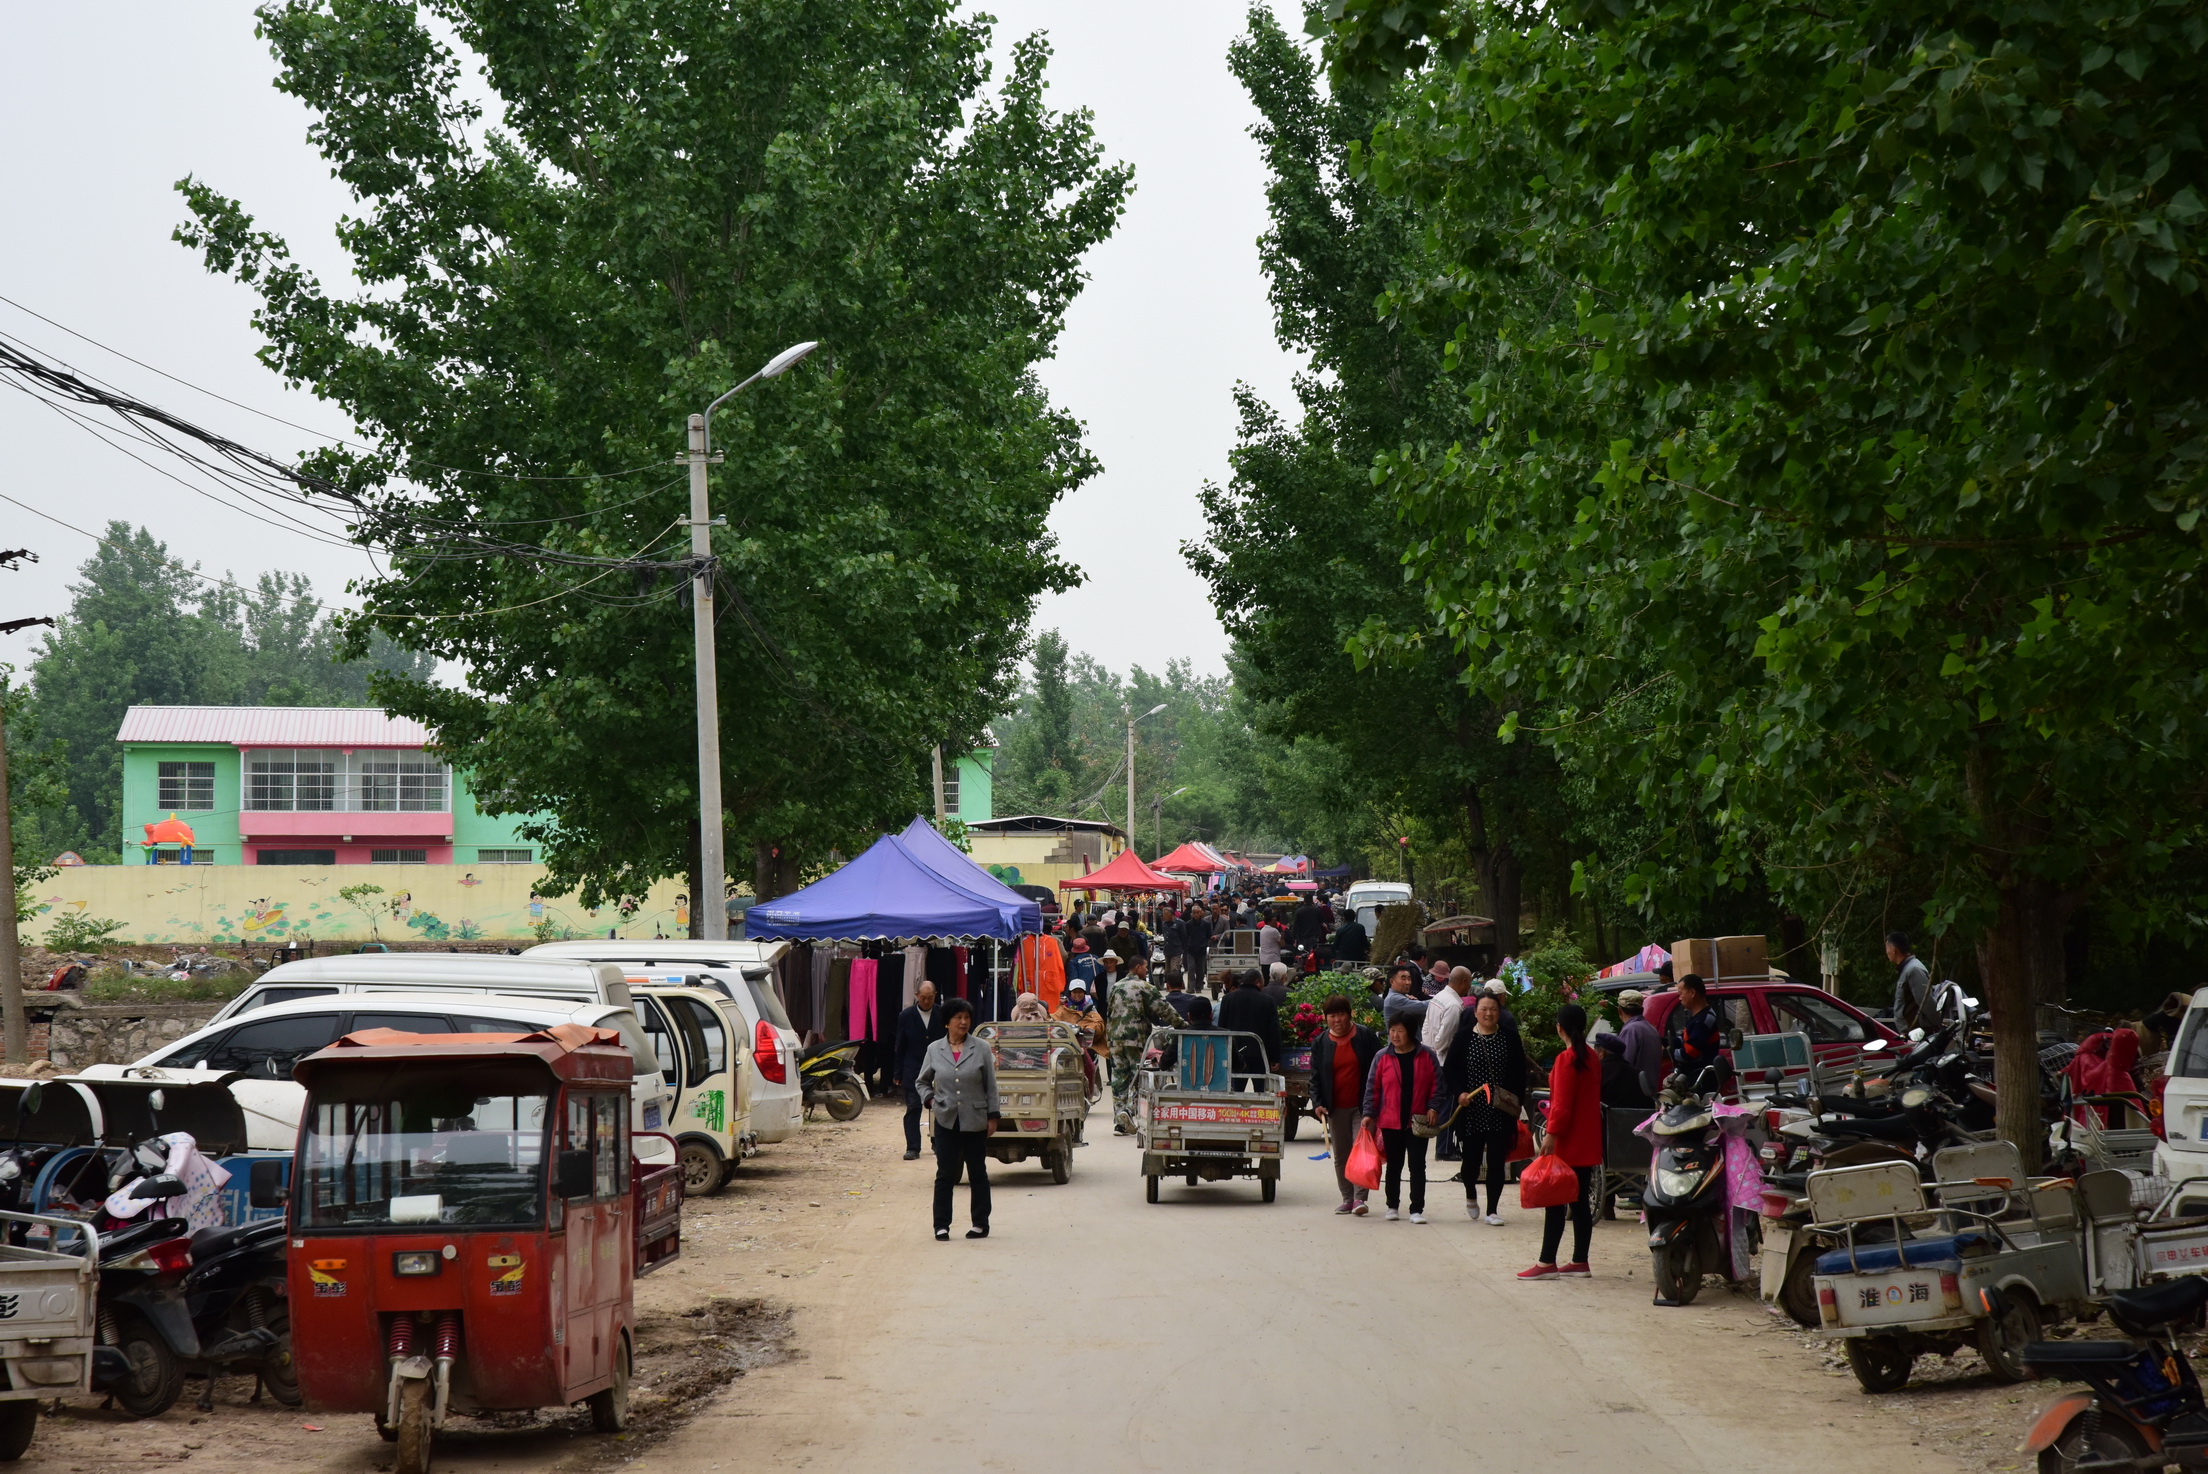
left=1864, top=1039, right=1889, bottom=1053
left=556, top=1148, right=594, bottom=1200
left=147, top=1089, right=166, bottom=1114
left=248, top=1158, right=289, bottom=1209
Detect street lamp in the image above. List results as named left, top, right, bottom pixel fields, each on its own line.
left=1127, top=703, right=1167, bottom=850
left=686, top=340, right=820, bottom=939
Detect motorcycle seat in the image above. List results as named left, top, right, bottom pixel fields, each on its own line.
left=2108, top=1275, right=2208, bottom=1332
left=188, top=1220, right=278, bottom=1261
left=1814, top=1230, right=1995, bottom=1276
left=2020, top=1340, right=2138, bottom=1367
left=1822, top=1111, right=1920, bottom=1142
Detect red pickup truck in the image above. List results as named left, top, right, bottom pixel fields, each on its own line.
left=1625, top=977, right=1902, bottom=1073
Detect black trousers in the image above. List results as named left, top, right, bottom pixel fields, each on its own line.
left=931, top=1125, right=992, bottom=1231
left=902, top=1085, right=924, bottom=1153
left=1539, top=1165, right=1595, bottom=1265
left=1460, top=1122, right=1517, bottom=1212
left=1381, top=1127, right=1427, bottom=1214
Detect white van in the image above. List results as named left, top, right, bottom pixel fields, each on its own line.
left=1343, top=881, right=1414, bottom=935
left=525, top=941, right=805, bottom=1144
left=86, top=993, right=675, bottom=1158
left=2154, top=992, right=2208, bottom=1197
left=209, top=954, right=635, bottom=1025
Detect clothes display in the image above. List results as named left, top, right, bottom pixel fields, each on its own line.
left=849, top=958, right=879, bottom=1042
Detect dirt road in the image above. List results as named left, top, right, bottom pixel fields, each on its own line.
left=16, top=1101, right=2046, bottom=1472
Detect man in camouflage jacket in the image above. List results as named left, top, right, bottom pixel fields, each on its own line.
left=1107, top=957, right=1183, bottom=1133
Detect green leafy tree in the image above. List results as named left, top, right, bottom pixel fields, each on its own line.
left=1328, top=0, right=2208, bottom=1161
left=178, top=0, right=1129, bottom=912
left=23, top=525, right=432, bottom=857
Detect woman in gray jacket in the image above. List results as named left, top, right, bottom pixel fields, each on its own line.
left=915, top=997, right=1001, bottom=1240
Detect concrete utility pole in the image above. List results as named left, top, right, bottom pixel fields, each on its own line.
left=1126, top=704, right=1166, bottom=853
left=688, top=341, right=819, bottom=941
left=931, top=746, right=947, bottom=822
left=0, top=700, right=26, bottom=1062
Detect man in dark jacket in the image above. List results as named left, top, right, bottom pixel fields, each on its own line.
left=1176, top=909, right=1211, bottom=991
left=1310, top=995, right=1381, bottom=1214
left=1661, top=973, right=1724, bottom=1093
left=1332, top=913, right=1370, bottom=964
left=892, top=981, right=946, bottom=1159
left=1290, top=897, right=1328, bottom=950
left=1216, top=968, right=1284, bottom=1086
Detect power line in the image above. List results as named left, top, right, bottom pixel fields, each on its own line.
left=0, top=294, right=677, bottom=485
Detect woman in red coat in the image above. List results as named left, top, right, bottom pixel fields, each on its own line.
left=1520, top=1002, right=1602, bottom=1280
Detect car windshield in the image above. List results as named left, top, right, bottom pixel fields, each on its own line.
left=300, top=1070, right=550, bottom=1229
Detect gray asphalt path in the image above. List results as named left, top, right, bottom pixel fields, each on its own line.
left=653, top=1104, right=1966, bottom=1473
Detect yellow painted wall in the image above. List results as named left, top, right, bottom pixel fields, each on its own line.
left=27, top=865, right=695, bottom=946
left=966, top=832, right=1130, bottom=899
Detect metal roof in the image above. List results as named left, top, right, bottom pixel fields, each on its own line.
left=114, top=706, right=433, bottom=747
left=963, top=814, right=1125, bottom=837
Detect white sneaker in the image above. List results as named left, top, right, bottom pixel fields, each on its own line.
left=1384, top=1207, right=1400, bottom=1221
left=1485, top=1213, right=1504, bottom=1226
left=1465, top=1203, right=1480, bottom=1221
left=1409, top=1212, right=1427, bottom=1225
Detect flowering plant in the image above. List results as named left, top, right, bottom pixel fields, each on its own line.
left=1289, top=1002, right=1324, bottom=1043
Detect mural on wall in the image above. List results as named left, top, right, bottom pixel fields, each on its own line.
left=28, top=866, right=690, bottom=945
left=985, top=863, right=1025, bottom=884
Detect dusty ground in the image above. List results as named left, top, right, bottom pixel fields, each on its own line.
left=6, top=1095, right=2158, bottom=1473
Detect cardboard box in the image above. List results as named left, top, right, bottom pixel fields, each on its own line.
left=1669, top=936, right=1771, bottom=982
left=1715, top=935, right=1769, bottom=979
left=1672, top=938, right=1717, bottom=981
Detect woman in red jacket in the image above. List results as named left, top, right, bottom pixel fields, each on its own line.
left=1520, top=1003, right=1602, bottom=1280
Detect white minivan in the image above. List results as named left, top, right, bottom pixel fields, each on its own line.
left=207, top=953, right=636, bottom=1025
left=526, top=940, right=805, bottom=1143
left=1343, top=881, right=1415, bottom=935
left=2154, top=992, right=2208, bottom=1205
left=85, top=993, right=674, bottom=1156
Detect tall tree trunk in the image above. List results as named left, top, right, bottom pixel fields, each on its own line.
left=1475, top=844, right=1522, bottom=962
left=686, top=815, right=703, bottom=941
left=1976, top=877, right=2079, bottom=1171
left=1778, top=912, right=1812, bottom=983
left=753, top=839, right=800, bottom=905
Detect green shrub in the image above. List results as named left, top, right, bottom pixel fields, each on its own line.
left=82, top=969, right=252, bottom=1004
left=42, top=913, right=128, bottom=953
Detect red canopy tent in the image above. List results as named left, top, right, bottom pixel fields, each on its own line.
left=1150, top=842, right=1225, bottom=874
left=1057, top=850, right=1190, bottom=893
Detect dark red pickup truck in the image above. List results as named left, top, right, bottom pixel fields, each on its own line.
left=1626, top=978, right=1902, bottom=1072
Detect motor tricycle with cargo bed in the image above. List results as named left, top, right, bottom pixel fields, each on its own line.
left=269, top=1024, right=680, bottom=1474
left=1133, top=1029, right=1285, bottom=1203
left=971, top=1020, right=1086, bottom=1182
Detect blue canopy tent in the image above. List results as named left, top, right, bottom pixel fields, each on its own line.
left=748, top=832, right=1031, bottom=942
left=895, top=817, right=1043, bottom=934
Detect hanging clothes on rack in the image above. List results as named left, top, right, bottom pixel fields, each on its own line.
left=848, top=958, right=879, bottom=1043
left=952, top=945, right=970, bottom=1000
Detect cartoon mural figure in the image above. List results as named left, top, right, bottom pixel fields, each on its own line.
left=458, top=872, right=482, bottom=888
left=674, top=893, right=690, bottom=929
left=527, top=894, right=546, bottom=920
left=239, top=899, right=289, bottom=935
left=142, top=815, right=197, bottom=865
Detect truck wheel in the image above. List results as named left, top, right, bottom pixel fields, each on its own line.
left=589, top=1335, right=632, bottom=1433
left=104, top=1310, right=182, bottom=1419
left=679, top=1140, right=727, bottom=1197
left=394, top=1375, right=434, bottom=1474
left=1844, top=1336, right=1915, bottom=1394
left=1262, top=1177, right=1277, bottom=1203
left=1146, top=1174, right=1160, bottom=1204
left=1049, top=1147, right=1071, bottom=1185
left=1651, top=1240, right=1700, bottom=1305
left=1977, top=1292, right=2044, bottom=1383
left=0, top=1400, right=36, bottom=1461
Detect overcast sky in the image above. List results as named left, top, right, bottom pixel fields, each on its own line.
left=0, top=2, right=1304, bottom=682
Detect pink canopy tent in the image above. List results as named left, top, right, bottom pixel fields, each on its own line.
left=1151, top=841, right=1226, bottom=874
left=1057, top=850, right=1190, bottom=894
left=1597, top=943, right=1672, bottom=980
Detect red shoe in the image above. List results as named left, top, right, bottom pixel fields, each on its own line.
left=1516, top=1263, right=1560, bottom=1280
left=1559, top=1262, right=1591, bottom=1277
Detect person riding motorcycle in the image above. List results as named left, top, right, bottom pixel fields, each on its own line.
left=1660, top=974, right=1725, bottom=1098
left=1106, top=959, right=1183, bottom=1135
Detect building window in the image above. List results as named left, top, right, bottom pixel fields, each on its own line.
left=156, top=761, right=215, bottom=811
left=477, top=848, right=533, bottom=864
left=257, top=849, right=336, bottom=865
left=244, top=750, right=449, bottom=813
left=941, top=768, right=961, bottom=815
left=370, top=849, right=428, bottom=864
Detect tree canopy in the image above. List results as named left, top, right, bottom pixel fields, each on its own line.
left=178, top=0, right=1129, bottom=908
left=1321, top=0, right=2208, bottom=1157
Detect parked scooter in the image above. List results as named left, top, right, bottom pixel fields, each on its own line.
left=1645, top=1065, right=1749, bottom=1306
left=2020, top=1274, right=2208, bottom=1472
left=800, top=1040, right=868, bottom=1121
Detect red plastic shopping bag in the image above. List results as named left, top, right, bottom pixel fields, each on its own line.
left=1517, top=1153, right=1579, bottom=1210
left=1345, top=1121, right=1383, bottom=1191
left=1507, top=1119, right=1536, bottom=1163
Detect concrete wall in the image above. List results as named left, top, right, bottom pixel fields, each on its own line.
left=26, top=864, right=693, bottom=946
left=967, top=828, right=1128, bottom=896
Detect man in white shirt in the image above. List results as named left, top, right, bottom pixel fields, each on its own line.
left=1424, top=965, right=1475, bottom=1163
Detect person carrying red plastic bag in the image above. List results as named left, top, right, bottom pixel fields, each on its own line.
left=1519, top=1003, right=1602, bottom=1280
